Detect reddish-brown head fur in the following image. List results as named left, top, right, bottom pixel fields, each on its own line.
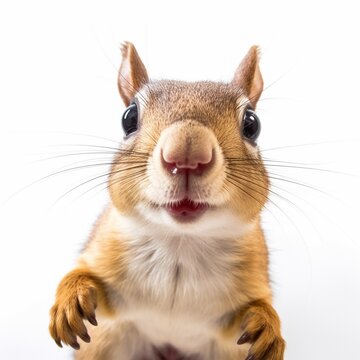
left=109, top=42, right=268, bottom=224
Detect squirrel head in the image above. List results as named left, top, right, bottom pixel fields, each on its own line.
left=109, top=42, right=268, bottom=236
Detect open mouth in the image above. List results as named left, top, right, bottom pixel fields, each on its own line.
left=165, top=198, right=208, bottom=221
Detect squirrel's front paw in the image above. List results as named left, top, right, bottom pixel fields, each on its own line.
left=49, top=270, right=99, bottom=349
left=237, top=300, right=285, bottom=360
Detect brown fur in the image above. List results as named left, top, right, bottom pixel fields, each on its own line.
left=118, top=42, right=149, bottom=106
left=222, top=299, right=285, bottom=360
left=232, top=46, right=264, bottom=107
left=49, top=42, right=285, bottom=360
left=109, top=80, right=269, bottom=221
left=49, top=268, right=113, bottom=349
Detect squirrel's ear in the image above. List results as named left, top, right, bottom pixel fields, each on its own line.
left=118, top=42, right=149, bottom=106
left=232, top=46, right=263, bottom=107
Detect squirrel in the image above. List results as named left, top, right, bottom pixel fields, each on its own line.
left=49, top=42, right=285, bottom=360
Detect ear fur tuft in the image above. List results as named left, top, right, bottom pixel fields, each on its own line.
left=118, top=42, right=149, bottom=106
left=232, top=46, right=264, bottom=107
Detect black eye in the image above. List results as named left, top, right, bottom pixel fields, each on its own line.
left=242, top=108, right=261, bottom=143
left=122, top=103, right=139, bottom=137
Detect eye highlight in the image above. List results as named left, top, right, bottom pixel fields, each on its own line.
left=242, top=108, right=261, bottom=143
left=122, top=103, right=139, bottom=137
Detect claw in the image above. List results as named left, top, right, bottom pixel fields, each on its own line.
left=79, top=332, right=91, bottom=343
left=55, top=338, right=63, bottom=348
left=237, top=332, right=250, bottom=345
left=70, top=342, right=80, bottom=350
left=88, top=314, right=98, bottom=326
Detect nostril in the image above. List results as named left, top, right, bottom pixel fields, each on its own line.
left=195, top=160, right=211, bottom=174
left=161, top=149, right=214, bottom=175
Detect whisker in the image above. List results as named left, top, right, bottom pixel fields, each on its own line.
left=225, top=172, right=305, bottom=241
left=44, top=131, right=121, bottom=144
left=100, top=171, right=149, bottom=201
left=53, top=165, right=148, bottom=204
left=226, top=156, right=328, bottom=167
left=224, top=174, right=269, bottom=206
left=227, top=170, right=321, bottom=230
left=33, top=152, right=120, bottom=163
left=46, top=143, right=150, bottom=156
left=259, top=140, right=358, bottom=153
left=226, top=164, right=339, bottom=202
left=8, top=156, right=148, bottom=201
left=226, top=158, right=354, bottom=176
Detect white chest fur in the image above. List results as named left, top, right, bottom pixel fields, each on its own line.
left=120, top=234, right=235, bottom=354
left=91, top=205, right=254, bottom=358
left=110, top=206, right=255, bottom=355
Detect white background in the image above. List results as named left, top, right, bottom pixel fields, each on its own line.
left=0, top=1, right=359, bottom=359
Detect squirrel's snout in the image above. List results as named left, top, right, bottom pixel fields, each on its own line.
left=161, top=133, right=214, bottom=176
left=148, top=121, right=225, bottom=206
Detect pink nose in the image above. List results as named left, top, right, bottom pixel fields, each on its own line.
left=161, top=144, right=214, bottom=175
